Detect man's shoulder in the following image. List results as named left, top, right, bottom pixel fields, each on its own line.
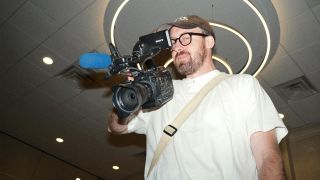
left=219, top=73, right=259, bottom=92
left=229, top=73, right=254, bottom=80
left=221, top=73, right=254, bottom=83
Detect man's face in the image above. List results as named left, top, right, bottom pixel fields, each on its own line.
left=170, top=27, right=207, bottom=76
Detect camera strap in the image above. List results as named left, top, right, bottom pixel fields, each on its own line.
left=147, top=73, right=231, bottom=177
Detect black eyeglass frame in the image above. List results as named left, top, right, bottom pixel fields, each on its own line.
left=170, top=32, right=208, bottom=46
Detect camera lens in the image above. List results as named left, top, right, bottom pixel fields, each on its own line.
left=113, top=85, right=145, bottom=113
left=112, top=82, right=150, bottom=116
left=118, top=88, right=139, bottom=111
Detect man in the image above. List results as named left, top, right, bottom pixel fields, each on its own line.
left=108, top=15, right=288, bottom=180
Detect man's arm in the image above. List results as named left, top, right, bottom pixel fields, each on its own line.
left=107, top=108, right=134, bottom=134
left=250, top=129, right=286, bottom=180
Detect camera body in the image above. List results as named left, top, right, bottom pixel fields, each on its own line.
left=108, top=30, right=173, bottom=118
left=112, top=66, right=173, bottom=117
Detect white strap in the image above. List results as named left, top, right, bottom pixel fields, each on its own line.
left=147, top=73, right=230, bottom=177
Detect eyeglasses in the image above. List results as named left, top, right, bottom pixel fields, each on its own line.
left=170, top=32, right=208, bottom=46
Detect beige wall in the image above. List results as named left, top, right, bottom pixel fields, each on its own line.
left=280, top=138, right=295, bottom=180
left=287, top=123, right=320, bottom=180
left=0, top=133, right=98, bottom=180
left=280, top=123, right=320, bottom=180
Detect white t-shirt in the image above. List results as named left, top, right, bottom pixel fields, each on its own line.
left=128, top=70, right=288, bottom=180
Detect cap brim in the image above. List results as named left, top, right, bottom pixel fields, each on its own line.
left=156, top=21, right=215, bottom=38
left=166, top=21, right=198, bottom=29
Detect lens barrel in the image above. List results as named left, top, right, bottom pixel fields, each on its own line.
left=112, top=83, right=149, bottom=115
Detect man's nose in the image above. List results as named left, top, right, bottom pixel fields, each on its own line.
left=171, top=42, right=183, bottom=52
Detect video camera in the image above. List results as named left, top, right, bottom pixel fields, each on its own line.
left=107, top=30, right=174, bottom=118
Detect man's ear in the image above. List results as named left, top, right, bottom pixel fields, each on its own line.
left=205, top=36, right=215, bottom=49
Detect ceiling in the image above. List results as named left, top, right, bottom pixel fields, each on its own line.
left=1, top=0, right=320, bottom=179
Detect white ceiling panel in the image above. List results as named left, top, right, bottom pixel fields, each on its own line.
left=272, top=44, right=289, bottom=60
left=0, top=0, right=25, bottom=20
left=5, top=59, right=51, bottom=88
left=32, top=154, right=97, bottom=180
left=1, top=76, right=34, bottom=105
left=64, top=92, right=102, bottom=117
left=290, top=93, right=320, bottom=124
left=0, top=89, right=19, bottom=110
left=306, top=70, right=320, bottom=90
left=44, top=28, right=90, bottom=63
left=9, top=89, right=60, bottom=120
left=256, top=76, right=287, bottom=108
left=62, top=118, right=107, bottom=147
left=48, top=129, right=110, bottom=167
left=0, top=16, right=5, bottom=25
left=79, top=88, right=111, bottom=108
left=31, top=104, right=85, bottom=140
left=37, top=78, right=82, bottom=105
left=290, top=42, right=320, bottom=74
left=8, top=1, right=60, bottom=43
left=260, top=54, right=304, bottom=86
left=0, top=105, right=50, bottom=144
left=265, top=87, right=287, bottom=109
left=0, top=133, right=42, bottom=180
left=306, top=0, right=320, bottom=8
left=95, top=42, right=109, bottom=54
left=0, top=22, right=38, bottom=75
left=64, top=0, right=108, bottom=50
left=271, top=0, right=309, bottom=23
left=280, top=10, right=320, bottom=52
left=312, top=4, right=320, bottom=21
left=23, top=45, right=73, bottom=76
left=29, top=0, right=94, bottom=26
left=277, top=105, right=306, bottom=129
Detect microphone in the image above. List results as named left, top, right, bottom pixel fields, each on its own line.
left=79, top=53, right=112, bottom=69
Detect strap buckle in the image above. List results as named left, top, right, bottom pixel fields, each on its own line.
left=163, top=125, right=177, bottom=137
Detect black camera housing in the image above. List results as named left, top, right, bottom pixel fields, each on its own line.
left=108, top=30, right=173, bottom=118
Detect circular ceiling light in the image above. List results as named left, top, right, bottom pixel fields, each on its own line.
left=243, top=0, right=271, bottom=77
left=109, top=0, right=271, bottom=77
left=210, top=22, right=252, bottom=74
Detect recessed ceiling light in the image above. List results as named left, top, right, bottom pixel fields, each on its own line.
left=75, top=178, right=81, bottom=180
left=112, top=165, right=120, bottom=170
left=43, top=56, right=53, bottom=65
left=279, top=113, right=284, bottom=119
left=56, top=138, right=64, bottom=143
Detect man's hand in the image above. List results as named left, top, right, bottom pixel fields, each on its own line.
left=107, top=108, right=130, bottom=134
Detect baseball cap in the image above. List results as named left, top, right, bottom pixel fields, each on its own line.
left=163, top=15, right=215, bottom=39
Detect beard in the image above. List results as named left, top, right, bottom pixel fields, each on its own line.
left=173, top=45, right=207, bottom=76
